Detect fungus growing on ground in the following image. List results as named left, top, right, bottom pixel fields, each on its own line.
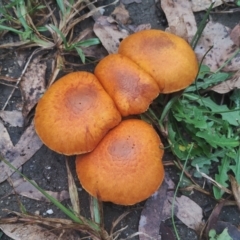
left=34, top=71, right=121, bottom=155
left=76, top=119, right=164, bottom=205
left=94, top=53, right=160, bottom=116
left=118, top=29, right=199, bottom=93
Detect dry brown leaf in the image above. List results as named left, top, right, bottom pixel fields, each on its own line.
left=0, top=110, right=24, bottom=127
left=0, top=120, right=42, bottom=183
left=161, top=0, right=197, bottom=42
left=0, top=223, right=59, bottom=240
left=20, top=56, right=46, bottom=119
left=111, top=3, right=130, bottom=25
left=230, top=23, right=240, bottom=47
left=191, top=0, right=234, bottom=12
left=93, top=16, right=129, bottom=54
left=229, top=175, right=240, bottom=211
left=139, top=175, right=204, bottom=239
left=195, top=21, right=240, bottom=72
left=211, top=70, right=240, bottom=93
left=6, top=171, right=69, bottom=202
left=66, top=158, right=80, bottom=214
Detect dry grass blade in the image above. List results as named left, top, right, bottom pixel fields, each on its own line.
left=65, top=157, right=80, bottom=215
left=110, top=211, right=130, bottom=238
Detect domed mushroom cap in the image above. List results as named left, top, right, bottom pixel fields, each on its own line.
left=94, top=54, right=160, bottom=116
left=118, top=29, right=199, bottom=93
left=76, top=119, right=164, bottom=205
left=34, top=72, right=121, bottom=155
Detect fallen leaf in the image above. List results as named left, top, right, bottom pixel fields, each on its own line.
left=215, top=221, right=240, bottom=240
left=139, top=175, right=204, bottom=239
left=66, top=158, right=80, bottom=214
left=0, top=120, right=43, bottom=183
left=191, top=0, right=235, bottom=12
left=230, top=23, right=240, bottom=47
left=111, top=3, right=130, bottom=25
left=159, top=222, right=175, bottom=240
left=195, top=21, right=240, bottom=72
left=170, top=195, right=204, bottom=232
left=6, top=171, right=69, bottom=202
left=0, top=110, right=24, bottom=127
left=210, top=70, right=240, bottom=94
left=93, top=16, right=129, bottom=54
left=161, top=0, right=197, bottom=42
left=229, top=175, right=240, bottom=211
left=0, top=223, right=58, bottom=240
left=20, top=56, right=46, bottom=119
left=121, top=0, right=142, bottom=4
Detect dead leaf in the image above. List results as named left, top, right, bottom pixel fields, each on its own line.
left=20, top=56, right=46, bottom=119
left=0, top=223, right=59, bottom=240
left=133, top=23, right=151, bottom=32
left=161, top=0, right=197, bottom=42
left=0, top=120, right=43, bottom=183
left=204, top=200, right=228, bottom=238
left=170, top=195, right=204, bottom=232
left=121, top=0, right=142, bottom=4
left=66, top=158, right=80, bottom=214
left=111, top=3, right=130, bottom=25
left=230, top=23, right=240, bottom=47
left=0, top=110, right=24, bottom=127
left=139, top=175, right=204, bottom=239
left=215, top=221, right=240, bottom=239
left=6, top=171, right=69, bottom=202
left=195, top=21, right=240, bottom=72
left=159, top=222, right=175, bottom=240
left=191, top=0, right=235, bottom=12
left=211, top=70, right=240, bottom=94
left=93, top=16, right=129, bottom=54
left=229, top=175, right=240, bottom=211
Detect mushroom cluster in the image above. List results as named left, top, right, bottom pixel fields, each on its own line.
left=34, top=29, right=198, bottom=205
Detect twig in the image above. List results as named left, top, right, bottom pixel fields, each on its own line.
left=2, top=48, right=42, bottom=110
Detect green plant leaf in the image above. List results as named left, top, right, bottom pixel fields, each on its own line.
left=196, top=131, right=239, bottom=148
left=74, top=46, right=85, bottom=63
left=213, top=155, right=231, bottom=199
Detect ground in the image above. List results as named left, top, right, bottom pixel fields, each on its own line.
left=0, top=1, right=240, bottom=240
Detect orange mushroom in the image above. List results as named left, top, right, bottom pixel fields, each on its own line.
left=34, top=71, right=121, bottom=155
left=76, top=119, right=164, bottom=205
left=94, top=53, right=160, bottom=116
left=118, top=29, right=199, bottom=93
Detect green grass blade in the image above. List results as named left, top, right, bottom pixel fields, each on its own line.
left=0, top=155, right=100, bottom=232
left=74, top=46, right=85, bottom=63
left=191, top=2, right=215, bottom=49
left=48, top=24, right=68, bottom=48
left=56, top=0, right=66, bottom=15
left=0, top=25, right=24, bottom=34
left=74, top=38, right=100, bottom=48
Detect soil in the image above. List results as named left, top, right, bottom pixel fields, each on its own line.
left=0, top=1, right=240, bottom=240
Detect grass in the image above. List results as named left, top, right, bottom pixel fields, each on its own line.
left=0, top=0, right=102, bottom=83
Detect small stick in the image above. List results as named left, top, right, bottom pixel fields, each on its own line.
left=2, top=48, right=42, bottom=110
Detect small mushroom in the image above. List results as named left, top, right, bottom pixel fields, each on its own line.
left=118, top=29, right=199, bottom=93
left=34, top=71, right=121, bottom=155
left=76, top=119, right=164, bottom=205
left=94, top=53, right=160, bottom=116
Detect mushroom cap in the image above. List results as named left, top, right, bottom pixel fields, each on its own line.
left=34, top=71, right=121, bottom=155
left=76, top=119, right=164, bottom=205
left=94, top=54, right=160, bottom=116
left=118, top=29, right=199, bottom=93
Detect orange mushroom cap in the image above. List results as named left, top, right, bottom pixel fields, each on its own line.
left=34, top=72, right=121, bottom=155
left=76, top=119, right=164, bottom=205
left=94, top=53, right=160, bottom=116
left=118, top=29, right=199, bottom=93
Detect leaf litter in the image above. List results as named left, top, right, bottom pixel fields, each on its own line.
left=139, top=175, right=204, bottom=239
